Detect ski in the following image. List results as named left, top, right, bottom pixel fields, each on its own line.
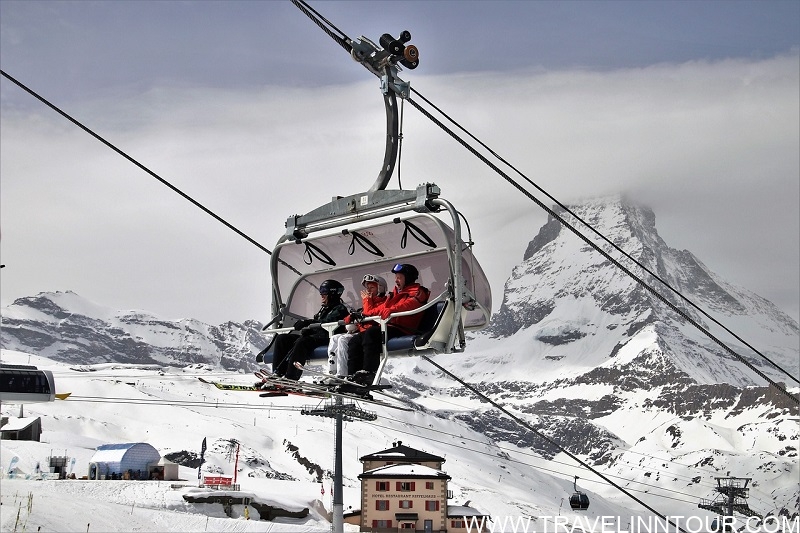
left=288, top=365, right=412, bottom=412
left=259, top=383, right=330, bottom=399
left=292, top=362, right=393, bottom=391
left=253, top=371, right=320, bottom=389
left=198, top=376, right=327, bottom=398
left=253, top=368, right=412, bottom=411
left=259, top=391, right=289, bottom=398
left=197, top=377, right=261, bottom=392
left=253, top=373, right=330, bottom=398
left=319, top=385, right=413, bottom=412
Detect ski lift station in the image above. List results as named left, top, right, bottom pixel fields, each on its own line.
left=87, top=442, right=178, bottom=481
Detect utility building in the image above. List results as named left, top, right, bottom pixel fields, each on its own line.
left=351, top=441, right=488, bottom=532
left=0, top=416, right=42, bottom=441
left=150, top=456, right=180, bottom=481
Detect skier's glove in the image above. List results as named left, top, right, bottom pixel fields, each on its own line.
left=293, top=319, right=311, bottom=330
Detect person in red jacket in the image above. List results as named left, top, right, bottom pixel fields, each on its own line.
left=347, top=263, right=430, bottom=383
left=326, top=274, right=388, bottom=378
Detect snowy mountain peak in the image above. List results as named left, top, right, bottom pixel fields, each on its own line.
left=0, top=291, right=265, bottom=372
left=488, top=196, right=798, bottom=386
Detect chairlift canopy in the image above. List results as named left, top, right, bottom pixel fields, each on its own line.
left=263, top=184, right=492, bottom=364
left=271, top=212, right=491, bottom=331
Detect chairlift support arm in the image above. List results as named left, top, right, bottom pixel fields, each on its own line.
left=348, top=33, right=415, bottom=193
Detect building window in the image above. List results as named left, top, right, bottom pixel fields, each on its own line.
left=401, top=523, right=415, bottom=529
left=373, top=520, right=392, bottom=528
left=426, top=481, right=435, bottom=490
left=425, top=500, right=440, bottom=511
left=399, top=500, right=413, bottom=509
left=396, top=481, right=416, bottom=491
left=376, top=500, right=390, bottom=511
left=452, top=519, right=466, bottom=528
left=376, top=481, right=389, bottom=491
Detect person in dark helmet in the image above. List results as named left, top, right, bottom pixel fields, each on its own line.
left=270, top=279, right=350, bottom=381
left=346, top=264, right=430, bottom=383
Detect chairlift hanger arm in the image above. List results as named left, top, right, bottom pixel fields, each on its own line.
left=373, top=72, right=399, bottom=193
left=348, top=33, right=416, bottom=192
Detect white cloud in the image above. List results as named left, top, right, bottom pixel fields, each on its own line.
left=2, top=55, right=797, bottom=324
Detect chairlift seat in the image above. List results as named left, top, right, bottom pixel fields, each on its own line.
left=259, top=301, right=449, bottom=365
left=385, top=300, right=447, bottom=353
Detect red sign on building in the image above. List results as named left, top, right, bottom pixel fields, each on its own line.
left=203, top=476, right=233, bottom=486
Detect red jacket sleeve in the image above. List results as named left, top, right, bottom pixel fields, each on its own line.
left=362, top=294, right=387, bottom=316
left=379, top=285, right=429, bottom=319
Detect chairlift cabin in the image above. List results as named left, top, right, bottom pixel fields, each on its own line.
left=569, top=476, right=590, bottom=511
left=0, top=364, right=56, bottom=404
left=259, top=30, right=491, bottom=383
left=261, top=184, right=492, bottom=379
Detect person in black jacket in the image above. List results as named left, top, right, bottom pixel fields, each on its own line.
left=270, top=279, right=350, bottom=380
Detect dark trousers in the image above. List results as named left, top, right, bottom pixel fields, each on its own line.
left=347, top=326, right=405, bottom=375
left=272, top=333, right=328, bottom=379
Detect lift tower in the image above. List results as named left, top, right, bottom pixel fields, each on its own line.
left=302, top=397, right=377, bottom=533
left=698, top=476, right=762, bottom=528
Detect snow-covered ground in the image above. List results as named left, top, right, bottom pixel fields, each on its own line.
left=1, top=349, right=797, bottom=532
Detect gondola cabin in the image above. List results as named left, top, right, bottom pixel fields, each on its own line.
left=569, top=491, right=590, bottom=511
left=0, top=364, right=56, bottom=404
left=570, top=476, right=590, bottom=510
left=260, top=183, right=492, bottom=382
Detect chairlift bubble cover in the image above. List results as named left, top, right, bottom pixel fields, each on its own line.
left=272, top=214, right=491, bottom=330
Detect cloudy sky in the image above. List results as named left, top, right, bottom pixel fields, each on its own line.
left=1, top=1, right=798, bottom=328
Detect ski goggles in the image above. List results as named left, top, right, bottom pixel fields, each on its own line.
left=362, top=274, right=381, bottom=287
left=391, top=264, right=405, bottom=273
left=318, top=283, right=342, bottom=295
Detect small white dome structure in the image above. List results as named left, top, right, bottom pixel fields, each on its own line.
left=88, top=442, right=160, bottom=480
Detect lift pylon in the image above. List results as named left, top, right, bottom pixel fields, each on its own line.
left=302, top=396, right=377, bottom=533
left=699, top=476, right=762, bottom=529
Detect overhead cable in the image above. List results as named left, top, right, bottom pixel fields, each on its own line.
left=409, top=86, right=799, bottom=389
left=0, top=69, right=310, bottom=280
left=287, top=0, right=798, bottom=397
left=423, top=355, right=690, bottom=532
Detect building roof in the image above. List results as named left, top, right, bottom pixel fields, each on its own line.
left=359, top=440, right=445, bottom=464
left=358, top=463, right=451, bottom=480
left=90, top=442, right=159, bottom=465
left=152, top=457, right=178, bottom=466
left=0, top=416, right=39, bottom=432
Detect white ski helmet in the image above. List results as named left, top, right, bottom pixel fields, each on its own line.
left=361, top=274, right=388, bottom=295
